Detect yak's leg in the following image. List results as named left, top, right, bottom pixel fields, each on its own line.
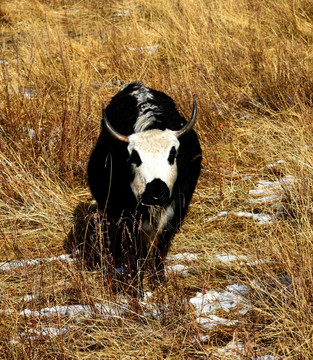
left=124, top=226, right=147, bottom=298
left=149, top=236, right=169, bottom=287
left=155, top=247, right=166, bottom=282
left=127, top=250, right=145, bottom=298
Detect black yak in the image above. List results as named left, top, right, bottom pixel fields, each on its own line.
left=69, top=82, right=202, bottom=296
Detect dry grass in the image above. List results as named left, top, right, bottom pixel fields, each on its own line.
left=1, top=0, right=313, bottom=358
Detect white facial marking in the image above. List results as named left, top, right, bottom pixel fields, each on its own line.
left=128, top=129, right=179, bottom=201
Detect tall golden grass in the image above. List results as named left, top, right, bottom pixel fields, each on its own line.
left=1, top=0, right=313, bottom=358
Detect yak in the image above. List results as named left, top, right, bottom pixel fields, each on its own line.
left=69, top=82, right=202, bottom=297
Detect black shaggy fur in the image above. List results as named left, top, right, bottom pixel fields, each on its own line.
left=69, top=82, right=202, bottom=296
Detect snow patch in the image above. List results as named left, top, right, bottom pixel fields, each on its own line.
left=0, top=254, right=75, bottom=272
left=116, top=4, right=138, bottom=17
left=10, top=327, right=68, bottom=344
left=206, top=211, right=274, bottom=224
left=206, top=175, right=296, bottom=225
left=18, top=88, right=35, bottom=99
left=215, top=253, right=252, bottom=263
left=116, top=9, right=130, bottom=16
left=215, top=341, right=245, bottom=358
left=233, top=211, right=274, bottom=224
left=167, top=252, right=199, bottom=261
left=166, top=264, right=188, bottom=275
left=190, top=284, right=249, bottom=321
left=248, top=175, right=295, bottom=205
left=21, top=294, right=37, bottom=302
left=20, top=326, right=68, bottom=338
left=19, top=291, right=158, bottom=322
left=20, top=302, right=124, bottom=319
left=197, top=315, right=237, bottom=330
left=214, top=253, right=267, bottom=266
left=217, top=341, right=279, bottom=360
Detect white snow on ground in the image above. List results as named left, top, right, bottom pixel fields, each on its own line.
left=20, top=327, right=68, bottom=338
left=215, top=253, right=250, bottom=263
left=21, top=294, right=38, bottom=302
left=4, top=250, right=274, bottom=357
left=167, top=252, right=199, bottom=261
left=290, top=155, right=313, bottom=170
left=165, top=252, right=199, bottom=275
left=4, top=168, right=288, bottom=357
left=116, top=9, right=130, bottom=16
left=19, top=88, right=36, bottom=99
left=20, top=302, right=126, bottom=319
left=165, top=264, right=189, bottom=275
left=190, top=284, right=249, bottom=331
left=248, top=175, right=295, bottom=205
left=214, top=254, right=252, bottom=264
left=215, top=341, right=244, bottom=357
left=214, top=253, right=267, bottom=266
left=247, top=195, right=281, bottom=204
left=197, top=314, right=238, bottom=330
left=9, top=327, right=68, bottom=344
left=190, top=284, right=249, bottom=315
left=206, top=174, right=296, bottom=224
left=206, top=210, right=274, bottom=224
left=263, top=159, right=285, bottom=171
left=12, top=277, right=251, bottom=335
left=0, top=254, right=75, bottom=271
left=233, top=211, right=274, bottom=224
left=215, top=341, right=278, bottom=359
left=205, top=211, right=228, bottom=222
left=115, top=4, right=138, bottom=17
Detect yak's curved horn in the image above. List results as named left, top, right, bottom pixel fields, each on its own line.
left=175, top=95, right=197, bottom=139
left=102, top=105, right=129, bottom=143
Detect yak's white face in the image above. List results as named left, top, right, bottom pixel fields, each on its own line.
left=127, top=129, right=180, bottom=206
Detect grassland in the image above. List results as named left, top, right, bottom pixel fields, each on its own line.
left=1, top=0, right=313, bottom=358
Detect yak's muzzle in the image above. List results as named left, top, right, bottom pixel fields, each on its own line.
left=141, top=179, right=170, bottom=206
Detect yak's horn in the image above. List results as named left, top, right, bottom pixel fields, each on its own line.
left=102, top=105, right=129, bottom=143
left=175, top=95, right=197, bottom=139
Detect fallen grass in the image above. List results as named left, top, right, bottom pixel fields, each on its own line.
left=1, top=0, right=313, bottom=358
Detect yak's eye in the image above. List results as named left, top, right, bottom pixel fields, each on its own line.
left=168, top=146, right=177, bottom=165
left=129, top=150, right=142, bottom=167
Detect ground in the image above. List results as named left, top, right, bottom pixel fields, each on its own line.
left=1, top=0, right=313, bottom=358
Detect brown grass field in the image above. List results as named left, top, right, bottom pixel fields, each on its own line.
left=1, top=0, right=313, bottom=358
